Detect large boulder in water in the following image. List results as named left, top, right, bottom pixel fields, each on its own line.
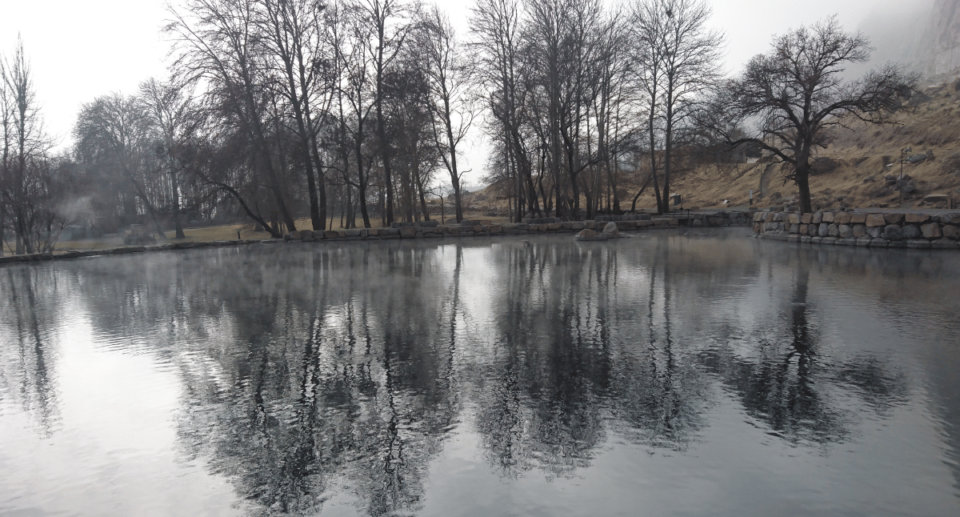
left=575, top=228, right=606, bottom=241
left=602, top=222, right=620, bottom=238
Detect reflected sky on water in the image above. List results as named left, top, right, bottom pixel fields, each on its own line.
left=2, top=228, right=960, bottom=516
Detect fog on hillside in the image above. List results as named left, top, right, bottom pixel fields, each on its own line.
left=855, top=0, right=935, bottom=76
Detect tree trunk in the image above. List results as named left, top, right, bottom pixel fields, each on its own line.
left=443, top=107, right=464, bottom=223
left=416, top=175, right=430, bottom=222
left=796, top=164, right=813, bottom=213
left=355, top=125, right=372, bottom=229
left=647, top=128, right=663, bottom=213
left=301, top=137, right=323, bottom=231
left=566, top=133, right=581, bottom=220
left=630, top=168, right=656, bottom=212
left=550, top=51, right=563, bottom=218
left=662, top=83, right=674, bottom=215
left=645, top=79, right=664, bottom=214
left=308, top=136, right=327, bottom=232
left=453, top=183, right=463, bottom=224
left=375, top=27, right=395, bottom=226
left=170, top=169, right=185, bottom=239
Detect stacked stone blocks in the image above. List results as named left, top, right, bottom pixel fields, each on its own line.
left=753, top=210, right=960, bottom=250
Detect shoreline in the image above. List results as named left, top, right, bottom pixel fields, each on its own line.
left=0, top=211, right=752, bottom=267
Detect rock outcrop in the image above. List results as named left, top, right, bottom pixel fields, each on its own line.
left=601, top=222, right=620, bottom=239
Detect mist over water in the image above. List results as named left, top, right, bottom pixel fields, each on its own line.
left=2, top=230, right=960, bottom=516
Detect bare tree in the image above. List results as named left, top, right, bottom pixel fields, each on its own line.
left=0, top=48, right=11, bottom=255
left=359, top=0, right=410, bottom=226
left=335, top=0, right=379, bottom=228
left=418, top=6, right=474, bottom=223
left=167, top=0, right=298, bottom=233
left=75, top=93, right=171, bottom=239
left=556, top=0, right=606, bottom=220
left=0, top=38, right=62, bottom=255
left=139, top=78, right=202, bottom=239
left=471, top=0, right=541, bottom=221
left=523, top=0, right=567, bottom=217
left=261, top=0, right=334, bottom=231
left=700, top=16, right=912, bottom=213
left=628, top=0, right=664, bottom=212
left=633, top=0, right=721, bottom=214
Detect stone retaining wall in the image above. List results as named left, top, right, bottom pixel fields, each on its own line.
left=752, top=210, right=960, bottom=250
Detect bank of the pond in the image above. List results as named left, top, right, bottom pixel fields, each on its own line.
left=753, top=209, right=960, bottom=249
left=0, top=211, right=754, bottom=266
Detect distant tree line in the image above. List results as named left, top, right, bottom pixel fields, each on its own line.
left=0, top=0, right=912, bottom=254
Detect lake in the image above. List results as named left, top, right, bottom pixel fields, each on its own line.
left=2, top=228, right=959, bottom=516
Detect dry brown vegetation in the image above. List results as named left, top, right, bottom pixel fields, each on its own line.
left=644, top=83, right=960, bottom=211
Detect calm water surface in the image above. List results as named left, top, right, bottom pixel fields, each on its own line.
left=2, top=228, right=960, bottom=516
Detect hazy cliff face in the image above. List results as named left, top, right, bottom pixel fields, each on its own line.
left=853, top=0, right=960, bottom=80
left=926, top=0, right=960, bottom=76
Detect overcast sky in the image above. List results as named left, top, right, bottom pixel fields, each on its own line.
left=0, top=0, right=934, bottom=186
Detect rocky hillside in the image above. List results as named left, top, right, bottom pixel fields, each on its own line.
left=664, top=82, right=960, bottom=211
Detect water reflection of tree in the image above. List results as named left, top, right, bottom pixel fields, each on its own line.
left=166, top=244, right=460, bottom=516
left=473, top=235, right=910, bottom=478
left=474, top=240, right=698, bottom=477
left=473, top=241, right=610, bottom=479
left=609, top=239, right=707, bottom=451
left=0, top=267, right=61, bottom=436
left=0, top=235, right=935, bottom=515
left=697, top=261, right=907, bottom=447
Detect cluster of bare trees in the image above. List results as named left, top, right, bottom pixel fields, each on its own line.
left=62, top=0, right=725, bottom=240
left=472, top=0, right=723, bottom=219
left=51, top=0, right=474, bottom=241
left=155, top=0, right=476, bottom=235
left=1, top=1, right=913, bottom=254
left=73, top=81, right=200, bottom=240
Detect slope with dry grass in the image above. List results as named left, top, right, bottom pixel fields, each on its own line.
left=644, top=83, right=960, bottom=211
